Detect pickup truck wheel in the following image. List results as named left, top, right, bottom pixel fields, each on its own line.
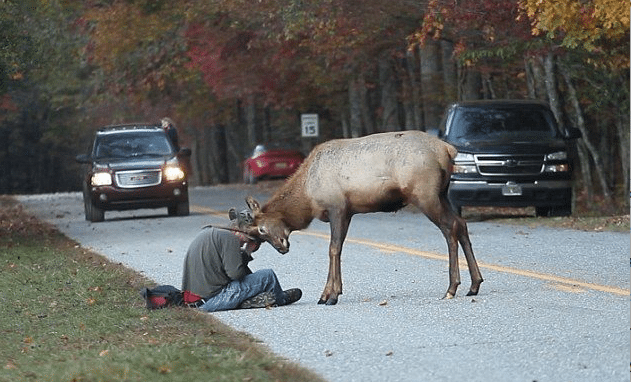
left=536, top=204, right=571, bottom=217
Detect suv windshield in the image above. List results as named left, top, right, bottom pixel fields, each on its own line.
left=446, top=106, right=558, bottom=144
left=94, top=131, right=173, bottom=159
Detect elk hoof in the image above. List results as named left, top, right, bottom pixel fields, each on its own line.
left=466, top=289, right=479, bottom=296
left=441, top=292, right=455, bottom=300
left=317, top=297, right=338, bottom=305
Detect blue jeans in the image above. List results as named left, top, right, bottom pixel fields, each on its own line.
left=199, top=269, right=287, bottom=312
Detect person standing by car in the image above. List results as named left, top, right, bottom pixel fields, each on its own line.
left=181, top=209, right=302, bottom=312
left=160, top=117, right=180, bottom=151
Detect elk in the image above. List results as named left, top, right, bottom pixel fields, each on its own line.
left=245, top=131, right=483, bottom=305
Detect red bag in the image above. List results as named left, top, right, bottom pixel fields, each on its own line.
left=140, top=285, right=204, bottom=309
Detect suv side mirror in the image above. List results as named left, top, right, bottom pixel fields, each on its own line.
left=564, top=127, right=581, bottom=140
left=76, top=154, right=90, bottom=164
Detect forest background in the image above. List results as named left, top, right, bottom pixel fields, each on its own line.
left=0, top=0, right=628, bottom=214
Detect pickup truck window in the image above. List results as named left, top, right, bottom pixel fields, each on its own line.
left=446, top=107, right=558, bottom=144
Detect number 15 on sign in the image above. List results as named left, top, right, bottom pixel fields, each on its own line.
left=301, top=114, right=319, bottom=137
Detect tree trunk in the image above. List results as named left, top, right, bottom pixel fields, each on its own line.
left=560, top=66, right=612, bottom=199
left=525, top=56, right=547, bottom=100
left=359, top=74, right=376, bottom=135
left=348, top=77, right=362, bottom=137
left=405, top=48, right=422, bottom=129
left=615, top=111, right=630, bottom=194
left=420, top=39, right=442, bottom=130
left=541, top=53, right=564, bottom=131
left=245, top=93, right=257, bottom=148
left=459, top=64, right=482, bottom=100
left=378, top=54, right=399, bottom=131
left=441, top=40, right=457, bottom=102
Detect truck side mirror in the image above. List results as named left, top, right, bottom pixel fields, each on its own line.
left=178, top=148, right=192, bottom=157
left=75, top=154, right=90, bottom=164
left=564, top=127, right=581, bottom=140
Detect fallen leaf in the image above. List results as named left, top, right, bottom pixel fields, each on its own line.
left=385, top=351, right=394, bottom=356
left=378, top=300, right=388, bottom=306
left=158, top=365, right=171, bottom=374
left=99, top=350, right=109, bottom=357
left=324, top=350, right=333, bottom=357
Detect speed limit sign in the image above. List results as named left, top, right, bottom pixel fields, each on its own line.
left=301, top=114, right=319, bottom=137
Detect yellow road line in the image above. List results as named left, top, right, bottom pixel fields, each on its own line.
left=193, top=205, right=629, bottom=296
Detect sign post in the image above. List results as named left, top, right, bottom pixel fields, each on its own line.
left=301, top=114, right=319, bottom=138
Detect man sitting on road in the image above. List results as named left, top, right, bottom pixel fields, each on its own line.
left=181, top=208, right=302, bottom=312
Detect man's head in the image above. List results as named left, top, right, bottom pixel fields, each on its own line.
left=229, top=208, right=261, bottom=253
left=161, top=117, right=175, bottom=129
left=229, top=208, right=254, bottom=230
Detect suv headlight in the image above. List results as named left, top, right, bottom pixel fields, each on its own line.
left=164, top=166, right=185, bottom=181
left=546, top=151, right=567, bottom=160
left=91, top=172, right=112, bottom=186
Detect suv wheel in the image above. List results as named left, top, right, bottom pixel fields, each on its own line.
left=84, top=194, right=105, bottom=222
left=168, top=200, right=190, bottom=216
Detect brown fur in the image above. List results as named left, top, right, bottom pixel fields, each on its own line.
left=247, top=131, right=483, bottom=305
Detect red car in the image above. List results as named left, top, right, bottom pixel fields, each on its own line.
left=243, top=144, right=304, bottom=184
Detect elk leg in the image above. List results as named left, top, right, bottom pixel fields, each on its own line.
left=442, top=218, right=461, bottom=299
left=454, top=215, right=483, bottom=295
left=422, top=200, right=461, bottom=299
left=318, top=211, right=351, bottom=305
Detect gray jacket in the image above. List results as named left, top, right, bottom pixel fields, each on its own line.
left=181, top=227, right=252, bottom=298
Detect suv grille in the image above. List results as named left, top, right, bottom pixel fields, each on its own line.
left=475, top=154, right=544, bottom=176
left=115, top=169, right=162, bottom=188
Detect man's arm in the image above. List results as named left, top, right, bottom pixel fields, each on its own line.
left=221, top=233, right=252, bottom=281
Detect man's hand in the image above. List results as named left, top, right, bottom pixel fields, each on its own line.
left=244, top=239, right=261, bottom=254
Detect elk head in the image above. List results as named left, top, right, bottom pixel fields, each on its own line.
left=246, top=196, right=291, bottom=254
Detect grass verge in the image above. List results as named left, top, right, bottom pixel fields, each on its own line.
left=0, top=197, right=324, bottom=382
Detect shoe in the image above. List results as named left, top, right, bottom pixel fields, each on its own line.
left=282, top=288, right=302, bottom=306
left=239, top=291, right=276, bottom=309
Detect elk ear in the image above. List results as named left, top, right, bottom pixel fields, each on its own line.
left=228, top=208, right=238, bottom=221
left=245, top=196, right=261, bottom=214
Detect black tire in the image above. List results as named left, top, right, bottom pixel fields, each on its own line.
left=535, top=204, right=571, bottom=217
left=84, top=195, right=105, bottom=222
left=168, top=200, right=190, bottom=216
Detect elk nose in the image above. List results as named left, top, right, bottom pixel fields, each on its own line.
left=279, top=238, right=289, bottom=253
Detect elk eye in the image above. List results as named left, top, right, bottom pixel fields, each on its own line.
left=258, top=226, right=268, bottom=235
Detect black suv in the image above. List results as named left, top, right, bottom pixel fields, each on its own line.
left=76, top=124, right=191, bottom=222
left=435, top=100, right=581, bottom=216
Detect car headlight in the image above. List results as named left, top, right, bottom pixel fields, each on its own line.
left=91, top=172, right=112, bottom=186
left=546, top=151, right=567, bottom=160
left=164, top=166, right=185, bottom=181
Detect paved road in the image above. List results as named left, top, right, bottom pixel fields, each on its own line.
left=17, top=186, right=630, bottom=382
